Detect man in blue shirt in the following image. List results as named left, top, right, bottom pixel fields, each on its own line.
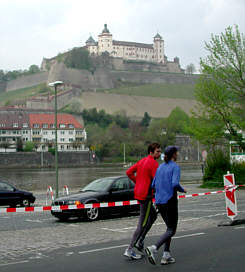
left=145, top=146, right=187, bottom=266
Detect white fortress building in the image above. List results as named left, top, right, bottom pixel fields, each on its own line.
left=86, top=24, right=165, bottom=64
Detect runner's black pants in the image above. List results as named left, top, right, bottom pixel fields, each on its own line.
left=129, top=199, right=157, bottom=249
left=155, top=195, right=178, bottom=252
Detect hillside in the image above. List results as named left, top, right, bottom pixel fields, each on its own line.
left=81, top=91, right=196, bottom=118
left=0, top=81, right=197, bottom=118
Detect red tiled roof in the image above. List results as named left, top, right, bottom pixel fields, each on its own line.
left=29, top=113, right=83, bottom=129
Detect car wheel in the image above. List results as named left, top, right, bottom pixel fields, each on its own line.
left=22, top=199, right=31, bottom=207
left=85, top=202, right=100, bottom=221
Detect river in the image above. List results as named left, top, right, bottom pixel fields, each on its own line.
left=0, top=163, right=203, bottom=192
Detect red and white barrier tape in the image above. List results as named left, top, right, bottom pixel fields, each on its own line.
left=0, top=188, right=235, bottom=214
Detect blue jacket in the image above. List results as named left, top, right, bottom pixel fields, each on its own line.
left=152, top=161, right=185, bottom=204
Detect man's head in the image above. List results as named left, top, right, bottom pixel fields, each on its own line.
left=148, top=142, right=161, bottom=160
left=164, top=146, right=178, bottom=162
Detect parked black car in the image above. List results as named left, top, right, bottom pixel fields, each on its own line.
left=51, top=176, right=139, bottom=221
left=0, top=180, right=36, bottom=207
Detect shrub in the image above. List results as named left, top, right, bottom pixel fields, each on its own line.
left=201, top=149, right=245, bottom=188
left=23, top=141, right=35, bottom=152
left=231, top=162, right=245, bottom=185
left=201, top=149, right=231, bottom=188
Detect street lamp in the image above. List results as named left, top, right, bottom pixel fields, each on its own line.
left=48, top=81, right=63, bottom=198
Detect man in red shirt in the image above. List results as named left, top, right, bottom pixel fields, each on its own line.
left=123, top=142, right=161, bottom=260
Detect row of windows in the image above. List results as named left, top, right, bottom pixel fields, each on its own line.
left=33, top=124, right=74, bottom=129
left=0, top=123, right=28, bottom=128
left=32, top=130, right=78, bottom=135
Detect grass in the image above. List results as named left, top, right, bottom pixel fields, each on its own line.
left=0, top=83, right=52, bottom=106
left=97, top=83, right=195, bottom=100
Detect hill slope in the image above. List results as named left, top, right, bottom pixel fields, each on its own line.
left=81, top=92, right=196, bottom=118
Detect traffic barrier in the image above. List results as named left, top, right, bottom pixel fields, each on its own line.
left=0, top=187, right=238, bottom=214
left=223, top=172, right=237, bottom=220
left=46, top=186, right=54, bottom=205
left=63, top=185, right=69, bottom=196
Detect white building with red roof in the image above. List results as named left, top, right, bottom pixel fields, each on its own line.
left=0, top=111, right=87, bottom=152
left=29, top=113, right=87, bottom=152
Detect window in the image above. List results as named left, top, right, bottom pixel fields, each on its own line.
left=59, top=124, right=66, bottom=128
left=33, top=130, right=40, bottom=135
left=110, top=177, right=130, bottom=191
left=13, top=123, right=18, bottom=128
left=68, top=124, right=74, bottom=128
left=69, top=131, right=74, bottom=135
left=22, top=123, right=28, bottom=128
left=0, top=182, right=14, bottom=191
left=42, top=124, right=48, bottom=128
left=33, top=124, right=39, bottom=128
left=69, top=138, right=73, bottom=142
left=43, top=131, right=48, bottom=135
left=60, top=145, right=64, bottom=150
left=60, top=131, right=65, bottom=135
left=60, top=138, right=65, bottom=142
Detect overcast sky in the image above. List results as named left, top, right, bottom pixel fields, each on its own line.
left=1, top=0, right=245, bottom=72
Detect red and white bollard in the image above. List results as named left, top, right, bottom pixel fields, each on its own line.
left=63, top=185, right=69, bottom=196
left=46, top=186, right=54, bottom=205
left=223, top=172, right=237, bottom=221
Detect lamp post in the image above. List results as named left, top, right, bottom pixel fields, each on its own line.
left=48, top=81, right=63, bottom=198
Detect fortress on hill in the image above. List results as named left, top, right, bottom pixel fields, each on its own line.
left=84, top=24, right=183, bottom=73
left=86, top=24, right=166, bottom=64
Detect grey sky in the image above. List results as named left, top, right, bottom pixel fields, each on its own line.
left=1, top=0, right=245, bottom=72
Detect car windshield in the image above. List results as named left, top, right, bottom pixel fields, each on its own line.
left=82, top=177, right=115, bottom=192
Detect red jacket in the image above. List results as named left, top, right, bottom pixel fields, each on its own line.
left=126, top=155, right=159, bottom=201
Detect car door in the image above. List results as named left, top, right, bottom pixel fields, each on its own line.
left=0, top=182, right=20, bottom=207
left=109, top=177, right=134, bottom=213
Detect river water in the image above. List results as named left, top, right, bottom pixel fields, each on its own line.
left=0, top=164, right=203, bottom=192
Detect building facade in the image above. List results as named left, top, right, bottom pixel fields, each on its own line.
left=86, top=24, right=165, bottom=64
left=0, top=112, right=87, bottom=152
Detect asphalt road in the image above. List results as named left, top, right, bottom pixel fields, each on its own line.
left=0, top=226, right=245, bottom=272
left=0, top=184, right=245, bottom=271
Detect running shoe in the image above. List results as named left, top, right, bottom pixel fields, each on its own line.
left=161, top=252, right=175, bottom=265
left=145, top=245, right=157, bottom=265
left=123, top=248, right=142, bottom=260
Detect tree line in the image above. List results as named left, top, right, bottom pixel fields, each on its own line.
left=0, top=65, right=40, bottom=83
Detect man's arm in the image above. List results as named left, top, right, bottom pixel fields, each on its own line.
left=126, top=163, right=137, bottom=183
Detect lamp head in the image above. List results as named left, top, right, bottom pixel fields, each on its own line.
left=48, top=81, right=63, bottom=87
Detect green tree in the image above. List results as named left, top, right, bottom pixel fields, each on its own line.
left=167, top=107, right=190, bottom=134
left=64, top=47, right=93, bottom=71
left=23, top=141, right=35, bottom=152
left=140, top=112, right=151, bottom=127
left=28, top=64, right=40, bottom=74
left=192, top=25, right=245, bottom=149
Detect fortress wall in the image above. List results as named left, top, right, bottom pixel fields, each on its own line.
left=108, top=70, right=198, bottom=85
left=6, top=72, right=48, bottom=92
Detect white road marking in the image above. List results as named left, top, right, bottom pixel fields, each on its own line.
left=173, top=232, right=205, bottom=239
left=78, top=232, right=205, bottom=255
left=25, top=219, right=42, bottom=223
left=78, top=244, right=128, bottom=254
left=0, top=260, right=29, bottom=266
left=234, top=226, right=245, bottom=229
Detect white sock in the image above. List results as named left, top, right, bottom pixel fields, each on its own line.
left=163, top=251, right=171, bottom=258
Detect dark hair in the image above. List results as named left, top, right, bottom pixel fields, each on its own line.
left=148, top=142, right=161, bottom=154
left=164, top=146, right=178, bottom=163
